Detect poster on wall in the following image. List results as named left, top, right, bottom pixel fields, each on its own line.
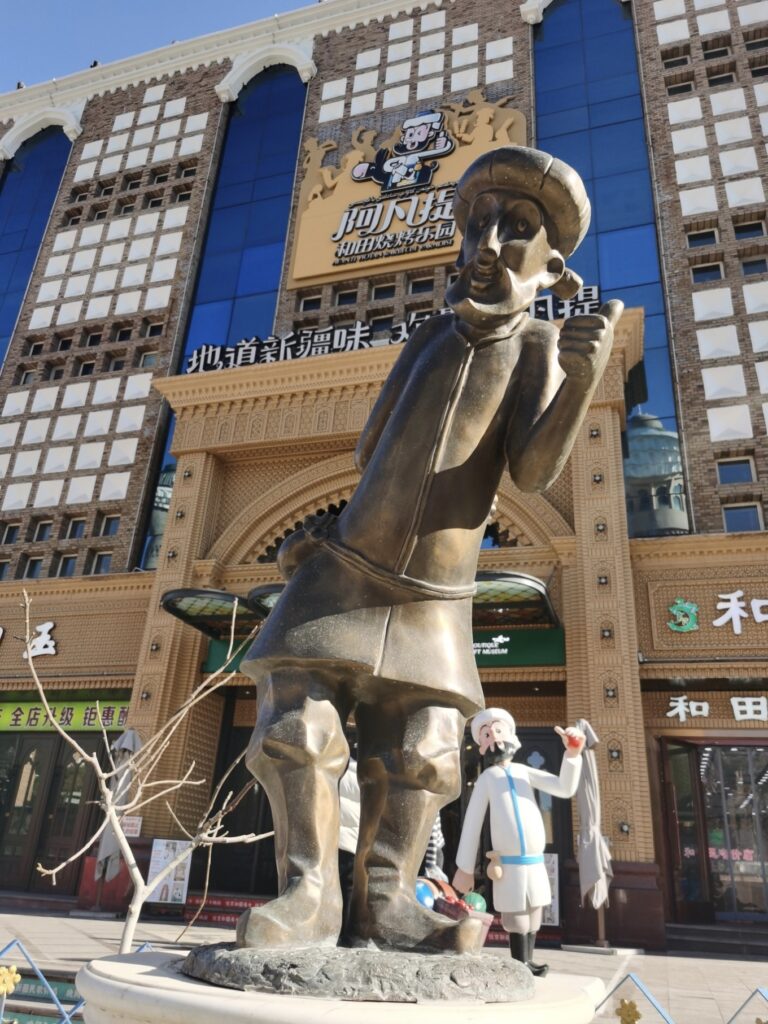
left=147, top=838, right=193, bottom=904
left=290, top=93, right=526, bottom=286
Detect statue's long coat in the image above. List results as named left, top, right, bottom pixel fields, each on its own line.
left=241, top=311, right=559, bottom=715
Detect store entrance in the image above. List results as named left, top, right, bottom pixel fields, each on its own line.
left=663, top=740, right=768, bottom=922
left=0, top=732, right=100, bottom=895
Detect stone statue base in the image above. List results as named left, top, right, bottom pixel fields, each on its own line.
left=182, top=943, right=533, bottom=1002
left=77, top=951, right=605, bottom=1024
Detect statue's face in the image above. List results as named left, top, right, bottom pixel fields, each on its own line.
left=447, top=190, right=564, bottom=328
left=477, top=717, right=515, bottom=754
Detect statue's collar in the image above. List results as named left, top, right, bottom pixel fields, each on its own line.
left=453, top=311, right=528, bottom=348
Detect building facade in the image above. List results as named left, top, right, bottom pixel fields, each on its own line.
left=0, top=0, right=766, bottom=946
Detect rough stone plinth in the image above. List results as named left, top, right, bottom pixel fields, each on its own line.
left=181, top=943, right=535, bottom=1003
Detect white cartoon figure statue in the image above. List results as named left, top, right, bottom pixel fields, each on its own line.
left=453, top=708, right=585, bottom=976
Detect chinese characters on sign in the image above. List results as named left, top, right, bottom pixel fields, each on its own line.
left=712, top=590, right=768, bottom=635
left=666, top=694, right=768, bottom=722
left=184, top=287, right=601, bottom=373
left=0, top=701, right=130, bottom=732
left=666, top=590, right=768, bottom=636
left=21, top=621, right=56, bottom=660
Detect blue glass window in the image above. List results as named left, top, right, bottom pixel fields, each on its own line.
left=534, top=0, right=689, bottom=537
left=139, top=65, right=305, bottom=568
left=0, top=127, right=70, bottom=365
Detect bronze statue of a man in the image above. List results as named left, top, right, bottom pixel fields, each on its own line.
left=237, top=145, right=621, bottom=954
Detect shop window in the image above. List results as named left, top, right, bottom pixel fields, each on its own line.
left=717, top=457, right=755, bottom=484
left=65, top=517, right=86, bottom=539
left=33, top=520, right=52, bottom=542
left=88, top=551, right=112, bottom=575
left=691, top=263, right=723, bottom=284
left=0, top=561, right=9, bottom=580
left=53, top=553, right=77, bottom=578
left=97, top=514, right=120, bottom=537
left=742, top=258, right=768, bottom=276
left=1, top=523, right=20, bottom=544
left=722, top=503, right=763, bottom=532
left=734, top=220, right=765, bottom=240
left=300, top=295, right=321, bottom=312
left=409, top=277, right=433, bottom=294
left=372, top=283, right=396, bottom=301
left=21, top=556, right=44, bottom=580
left=335, top=289, right=357, bottom=306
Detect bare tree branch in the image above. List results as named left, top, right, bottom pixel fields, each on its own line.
left=22, top=592, right=269, bottom=953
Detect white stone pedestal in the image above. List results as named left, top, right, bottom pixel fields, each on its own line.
left=77, top=951, right=604, bottom=1024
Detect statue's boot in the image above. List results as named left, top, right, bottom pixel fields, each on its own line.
left=508, top=931, right=527, bottom=965
left=349, top=782, right=484, bottom=953
left=236, top=676, right=348, bottom=950
left=526, top=931, right=549, bottom=977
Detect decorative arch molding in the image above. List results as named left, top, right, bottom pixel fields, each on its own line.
left=0, top=103, right=84, bottom=160
left=209, top=453, right=358, bottom=564
left=494, top=480, right=573, bottom=549
left=215, top=42, right=316, bottom=102
left=210, top=455, right=574, bottom=567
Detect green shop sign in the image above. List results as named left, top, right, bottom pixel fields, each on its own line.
left=472, top=628, right=565, bottom=667
left=0, top=701, right=129, bottom=732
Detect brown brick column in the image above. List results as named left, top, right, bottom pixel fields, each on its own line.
left=559, top=317, right=666, bottom=949
left=128, top=448, right=227, bottom=836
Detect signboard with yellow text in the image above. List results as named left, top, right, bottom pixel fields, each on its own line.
left=289, top=92, right=526, bottom=287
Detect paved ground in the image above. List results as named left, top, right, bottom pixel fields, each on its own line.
left=0, top=911, right=765, bottom=1023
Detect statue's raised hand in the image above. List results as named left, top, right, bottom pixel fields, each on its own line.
left=558, top=299, right=623, bottom=387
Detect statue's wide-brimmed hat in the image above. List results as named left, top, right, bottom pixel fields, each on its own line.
left=470, top=707, right=517, bottom=745
left=453, top=146, right=591, bottom=258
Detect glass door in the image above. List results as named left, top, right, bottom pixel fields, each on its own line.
left=700, top=745, right=768, bottom=919
left=0, top=734, right=57, bottom=890
left=662, top=741, right=712, bottom=922
left=30, top=733, right=101, bottom=895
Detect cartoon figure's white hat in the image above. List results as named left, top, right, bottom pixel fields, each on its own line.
left=402, top=111, right=443, bottom=130
left=470, top=707, right=517, bottom=745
